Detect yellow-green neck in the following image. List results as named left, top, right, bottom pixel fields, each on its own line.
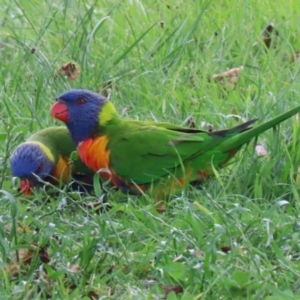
left=98, top=101, right=118, bottom=126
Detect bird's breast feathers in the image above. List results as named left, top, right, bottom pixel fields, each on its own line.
left=52, top=155, right=71, bottom=183
left=77, top=135, right=110, bottom=173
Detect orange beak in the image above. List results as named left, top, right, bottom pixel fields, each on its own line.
left=51, top=101, right=69, bottom=122
left=20, top=179, right=33, bottom=195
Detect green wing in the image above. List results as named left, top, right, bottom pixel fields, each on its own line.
left=108, top=104, right=300, bottom=184
left=107, top=121, right=234, bottom=183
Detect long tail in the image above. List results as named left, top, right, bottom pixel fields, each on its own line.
left=221, top=105, right=300, bottom=152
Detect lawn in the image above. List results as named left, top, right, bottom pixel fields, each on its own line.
left=1, top=0, right=300, bottom=299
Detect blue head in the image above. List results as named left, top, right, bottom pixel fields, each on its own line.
left=10, top=143, right=55, bottom=194
left=51, top=89, right=109, bottom=144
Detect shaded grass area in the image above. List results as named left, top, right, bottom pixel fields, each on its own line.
left=1, top=0, right=300, bottom=299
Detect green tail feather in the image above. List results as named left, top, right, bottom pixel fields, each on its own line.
left=221, top=105, right=300, bottom=151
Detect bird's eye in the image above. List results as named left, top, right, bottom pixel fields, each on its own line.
left=76, top=97, right=86, bottom=105
left=36, top=163, right=42, bottom=172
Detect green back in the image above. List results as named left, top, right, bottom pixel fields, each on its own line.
left=27, top=126, right=93, bottom=174
left=105, top=105, right=300, bottom=184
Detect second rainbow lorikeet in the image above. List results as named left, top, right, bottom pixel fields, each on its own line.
left=10, top=126, right=94, bottom=195
left=50, top=89, right=300, bottom=200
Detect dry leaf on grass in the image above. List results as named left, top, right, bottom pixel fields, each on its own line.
left=5, top=263, right=22, bottom=277
left=220, top=246, right=231, bottom=253
left=262, top=24, right=279, bottom=49
left=98, top=81, right=112, bottom=98
left=185, top=116, right=196, bottom=128
left=212, top=66, right=244, bottom=87
left=5, top=245, right=51, bottom=279
left=57, top=62, right=80, bottom=81
left=69, top=264, right=80, bottom=273
left=38, top=247, right=51, bottom=263
left=161, top=285, right=184, bottom=297
left=155, top=202, right=166, bottom=213
left=19, top=248, right=34, bottom=265
left=200, top=121, right=214, bottom=132
left=97, top=81, right=119, bottom=98
left=207, top=125, right=213, bottom=132
left=18, top=245, right=50, bottom=265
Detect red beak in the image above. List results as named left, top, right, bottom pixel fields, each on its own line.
left=51, top=101, right=69, bottom=122
left=20, top=179, right=33, bottom=195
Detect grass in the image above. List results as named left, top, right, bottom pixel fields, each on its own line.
left=2, top=0, right=300, bottom=299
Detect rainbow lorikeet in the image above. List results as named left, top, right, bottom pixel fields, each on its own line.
left=10, top=126, right=94, bottom=195
left=50, top=89, right=300, bottom=199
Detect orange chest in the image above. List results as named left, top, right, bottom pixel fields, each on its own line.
left=51, top=155, right=71, bottom=183
left=77, top=136, right=110, bottom=172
